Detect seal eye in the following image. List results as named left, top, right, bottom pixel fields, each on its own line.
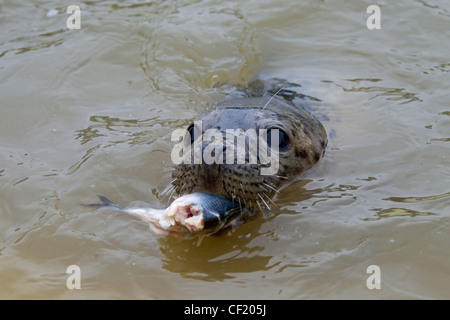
left=266, top=128, right=291, bottom=152
left=187, top=124, right=199, bottom=144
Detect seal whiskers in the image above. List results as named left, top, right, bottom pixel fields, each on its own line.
left=257, top=193, right=271, bottom=210
left=262, top=182, right=280, bottom=194
left=261, top=78, right=303, bottom=111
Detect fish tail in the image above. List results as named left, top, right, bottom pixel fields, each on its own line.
left=84, top=195, right=123, bottom=211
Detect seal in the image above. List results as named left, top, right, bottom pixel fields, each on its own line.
left=87, top=80, right=328, bottom=236
left=169, top=90, right=327, bottom=212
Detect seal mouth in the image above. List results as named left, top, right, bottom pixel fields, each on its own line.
left=170, top=162, right=282, bottom=212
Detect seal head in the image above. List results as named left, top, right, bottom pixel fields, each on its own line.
left=170, top=96, right=327, bottom=210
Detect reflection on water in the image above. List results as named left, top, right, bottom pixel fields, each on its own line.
left=383, top=192, right=450, bottom=203
left=70, top=115, right=188, bottom=175
left=366, top=208, right=436, bottom=221
left=140, top=3, right=261, bottom=95
left=1, top=29, right=67, bottom=57
left=338, top=83, right=421, bottom=104
left=158, top=223, right=273, bottom=281
left=430, top=137, right=450, bottom=142
left=75, top=115, right=162, bottom=145
left=67, top=144, right=101, bottom=176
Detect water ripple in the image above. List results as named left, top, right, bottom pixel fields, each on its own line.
left=75, top=115, right=185, bottom=146
left=365, top=208, right=436, bottom=221
left=383, top=192, right=450, bottom=203
left=338, top=84, right=422, bottom=104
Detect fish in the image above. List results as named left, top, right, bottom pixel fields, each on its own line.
left=86, top=193, right=243, bottom=235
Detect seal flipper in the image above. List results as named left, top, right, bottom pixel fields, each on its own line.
left=84, top=195, right=123, bottom=211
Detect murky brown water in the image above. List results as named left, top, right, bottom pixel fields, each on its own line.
left=1, top=0, right=449, bottom=299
